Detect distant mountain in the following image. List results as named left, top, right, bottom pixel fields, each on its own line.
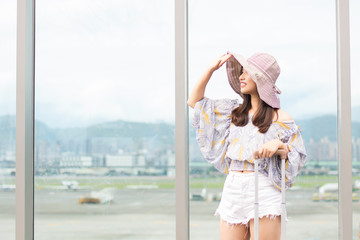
left=352, top=105, right=360, bottom=123
left=297, top=114, right=360, bottom=142
left=35, top=120, right=58, bottom=143
left=1, top=112, right=360, bottom=151
left=85, top=120, right=175, bottom=151
left=297, top=114, right=337, bottom=142
left=87, top=120, right=174, bottom=139
left=0, top=115, right=16, bottom=148
left=0, top=115, right=175, bottom=153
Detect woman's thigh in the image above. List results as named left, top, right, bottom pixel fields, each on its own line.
left=248, top=215, right=281, bottom=240
left=220, top=218, right=250, bottom=240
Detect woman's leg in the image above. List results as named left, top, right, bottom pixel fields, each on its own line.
left=220, top=217, right=250, bottom=240
left=248, top=215, right=281, bottom=240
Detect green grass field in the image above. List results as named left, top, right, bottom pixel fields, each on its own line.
left=2, top=175, right=359, bottom=190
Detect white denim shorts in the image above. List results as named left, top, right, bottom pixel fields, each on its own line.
left=214, top=169, right=289, bottom=230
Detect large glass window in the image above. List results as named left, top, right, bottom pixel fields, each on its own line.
left=34, top=1, right=175, bottom=239
left=188, top=0, right=338, bottom=239
left=0, top=1, right=16, bottom=239
left=351, top=0, right=360, bottom=238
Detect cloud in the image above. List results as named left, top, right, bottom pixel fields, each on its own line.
left=1, top=0, right=359, bottom=127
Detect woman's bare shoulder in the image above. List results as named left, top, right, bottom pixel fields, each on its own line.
left=274, top=109, right=294, bottom=122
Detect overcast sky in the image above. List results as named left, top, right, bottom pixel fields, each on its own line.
left=1, top=0, right=359, bottom=128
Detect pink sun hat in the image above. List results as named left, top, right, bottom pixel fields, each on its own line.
left=225, top=51, right=282, bottom=108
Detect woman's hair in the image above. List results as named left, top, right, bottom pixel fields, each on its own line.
left=230, top=94, right=279, bottom=134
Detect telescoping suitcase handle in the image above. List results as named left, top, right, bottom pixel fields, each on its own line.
left=252, top=149, right=287, bottom=240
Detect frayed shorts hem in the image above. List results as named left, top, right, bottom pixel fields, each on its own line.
left=214, top=208, right=289, bottom=231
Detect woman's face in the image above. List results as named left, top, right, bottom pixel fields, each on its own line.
left=238, top=68, right=257, bottom=94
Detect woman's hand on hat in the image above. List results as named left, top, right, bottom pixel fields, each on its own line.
left=257, top=139, right=285, bottom=158
left=207, top=53, right=233, bottom=72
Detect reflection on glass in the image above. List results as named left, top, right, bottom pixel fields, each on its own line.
left=351, top=1, right=360, bottom=238
left=34, top=1, right=175, bottom=239
left=0, top=1, right=16, bottom=239
left=189, top=0, right=338, bottom=239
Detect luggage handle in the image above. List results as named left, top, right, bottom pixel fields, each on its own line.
left=252, top=149, right=287, bottom=240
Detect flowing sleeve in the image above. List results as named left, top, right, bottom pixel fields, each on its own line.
left=268, top=122, right=308, bottom=191
left=192, top=96, right=240, bottom=174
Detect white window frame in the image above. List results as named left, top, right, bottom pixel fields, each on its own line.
left=335, top=0, right=352, bottom=239
left=16, top=0, right=35, bottom=239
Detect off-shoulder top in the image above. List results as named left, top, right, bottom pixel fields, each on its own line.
left=191, top=97, right=308, bottom=191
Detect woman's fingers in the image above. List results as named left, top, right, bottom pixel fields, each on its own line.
left=264, top=149, right=270, bottom=158
left=222, top=54, right=232, bottom=62
left=212, top=54, right=232, bottom=71
left=259, top=148, right=265, bottom=158
left=257, top=147, right=277, bottom=158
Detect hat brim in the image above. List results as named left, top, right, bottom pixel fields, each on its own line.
left=257, top=81, right=280, bottom=108
left=225, top=51, right=246, bottom=99
left=226, top=51, right=280, bottom=108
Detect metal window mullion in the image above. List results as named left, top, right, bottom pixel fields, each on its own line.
left=336, top=0, right=352, bottom=239
left=16, top=0, right=35, bottom=240
left=175, top=0, right=189, bottom=239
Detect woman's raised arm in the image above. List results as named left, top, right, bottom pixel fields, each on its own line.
left=187, top=53, right=233, bottom=109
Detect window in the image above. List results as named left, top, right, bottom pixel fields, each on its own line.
left=0, top=1, right=16, bottom=239
left=351, top=0, right=360, bottom=238
left=34, top=1, right=175, bottom=238
left=189, top=0, right=338, bottom=238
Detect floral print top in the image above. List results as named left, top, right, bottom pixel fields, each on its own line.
left=192, top=97, right=308, bottom=191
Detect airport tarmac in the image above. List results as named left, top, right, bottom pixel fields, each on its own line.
left=1, top=188, right=360, bottom=239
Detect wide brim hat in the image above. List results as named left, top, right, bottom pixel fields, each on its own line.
left=225, top=50, right=282, bottom=108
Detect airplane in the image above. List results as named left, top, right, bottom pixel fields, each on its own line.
left=34, top=180, right=81, bottom=191
left=312, top=183, right=359, bottom=201
left=0, top=184, right=15, bottom=191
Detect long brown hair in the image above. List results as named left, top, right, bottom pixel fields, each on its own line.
left=231, top=94, right=279, bottom=134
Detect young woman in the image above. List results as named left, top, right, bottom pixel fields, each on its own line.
left=187, top=52, right=307, bottom=240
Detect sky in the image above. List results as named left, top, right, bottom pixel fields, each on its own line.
left=0, top=0, right=359, bottom=128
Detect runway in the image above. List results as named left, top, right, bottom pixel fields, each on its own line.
left=1, top=186, right=360, bottom=239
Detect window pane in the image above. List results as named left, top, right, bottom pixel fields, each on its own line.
left=189, top=0, right=337, bottom=239
left=34, top=1, right=175, bottom=239
left=351, top=0, right=360, bottom=238
left=0, top=1, right=16, bottom=239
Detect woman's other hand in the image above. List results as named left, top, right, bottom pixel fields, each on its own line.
left=257, top=139, right=288, bottom=159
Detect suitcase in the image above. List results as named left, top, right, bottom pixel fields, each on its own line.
left=252, top=149, right=287, bottom=240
